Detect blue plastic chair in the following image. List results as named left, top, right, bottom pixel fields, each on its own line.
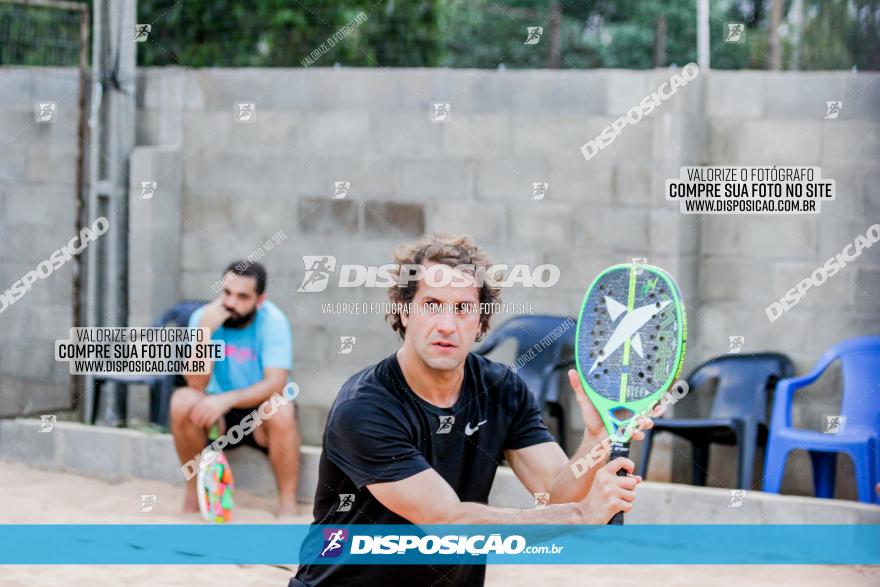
left=475, top=315, right=576, bottom=451
left=638, top=353, right=794, bottom=489
left=762, top=335, right=880, bottom=504
left=91, top=300, right=207, bottom=428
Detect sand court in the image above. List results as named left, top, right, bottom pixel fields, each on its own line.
left=0, top=462, right=877, bottom=586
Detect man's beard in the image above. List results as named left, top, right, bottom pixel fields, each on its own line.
left=223, top=307, right=257, bottom=329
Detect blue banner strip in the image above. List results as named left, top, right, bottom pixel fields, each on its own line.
left=0, top=525, right=877, bottom=565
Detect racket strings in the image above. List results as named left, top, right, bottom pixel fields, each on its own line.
left=578, top=268, right=682, bottom=403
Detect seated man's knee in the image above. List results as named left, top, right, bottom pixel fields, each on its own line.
left=170, top=387, right=202, bottom=425
left=263, top=400, right=296, bottom=434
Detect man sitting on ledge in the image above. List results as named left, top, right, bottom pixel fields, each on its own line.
left=171, top=260, right=300, bottom=516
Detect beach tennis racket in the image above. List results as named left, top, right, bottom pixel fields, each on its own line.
left=575, top=263, right=687, bottom=525
left=197, top=422, right=235, bottom=523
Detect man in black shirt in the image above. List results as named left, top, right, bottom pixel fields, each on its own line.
left=292, top=233, right=651, bottom=586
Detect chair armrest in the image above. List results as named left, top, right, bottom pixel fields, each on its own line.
left=770, top=357, right=833, bottom=429
left=541, top=358, right=575, bottom=384
left=538, top=358, right=576, bottom=403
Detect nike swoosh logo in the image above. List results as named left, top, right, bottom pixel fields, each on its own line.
left=464, top=420, right=488, bottom=436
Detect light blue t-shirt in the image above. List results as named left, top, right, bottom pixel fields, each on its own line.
left=188, top=300, right=292, bottom=394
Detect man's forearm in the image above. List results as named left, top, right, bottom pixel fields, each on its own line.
left=547, top=432, right=605, bottom=504
left=443, top=501, right=581, bottom=525
left=222, top=377, right=284, bottom=410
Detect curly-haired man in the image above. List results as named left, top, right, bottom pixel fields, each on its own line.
left=292, top=233, right=652, bottom=587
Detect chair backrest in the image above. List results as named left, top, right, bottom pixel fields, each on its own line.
left=826, top=336, right=880, bottom=432
left=475, top=315, right=576, bottom=402
left=154, top=299, right=208, bottom=394
left=686, top=352, right=795, bottom=425
left=154, top=300, right=208, bottom=328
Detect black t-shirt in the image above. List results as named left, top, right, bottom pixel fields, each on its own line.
left=292, top=352, right=555, bottom=587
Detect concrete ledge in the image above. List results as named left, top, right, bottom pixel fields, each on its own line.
left=2, top=419, right=878, bottom=523
left=0, top=419, right=320, bottom=502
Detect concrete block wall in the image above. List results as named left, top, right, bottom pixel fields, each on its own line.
left=128, top=145, right=184, bottom=328
left=133, top=67, right=878, bottom=497
left=0, top=68, right=83, bottom=418
left=132, top=67, right=712, bottom=453
left=683, top=71, right=880, bottom=495
left=2, top=66, right=877, bottom=500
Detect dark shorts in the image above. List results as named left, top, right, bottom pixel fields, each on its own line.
left=206, top=402, right=299, bottom=454
left=213, top=402, right=298, bottom=454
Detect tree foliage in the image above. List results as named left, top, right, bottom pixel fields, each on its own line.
left=0, top=0, right=875, bottom=70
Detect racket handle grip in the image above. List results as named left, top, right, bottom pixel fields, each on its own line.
left=607, top=442, right=630, bottom=526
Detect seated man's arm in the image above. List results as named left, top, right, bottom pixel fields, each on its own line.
left=188, top=303, right=291, bottom=428
left=220, top=366, right=287, bottom=409
left=367, top=461, right=635, bottom=526
left=184, top=297, right=230, bottom=391
left=188, top=366, right=287, bottom=428
left=219, top=302, right=292, bottom=410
